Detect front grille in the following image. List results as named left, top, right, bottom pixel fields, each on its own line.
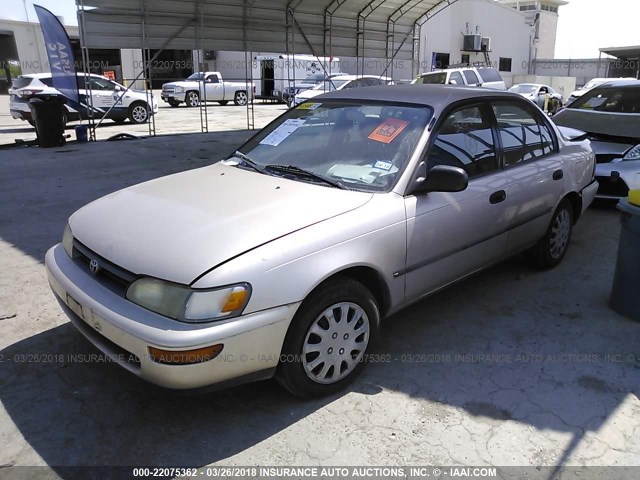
left=596, top=175, right=629, bottom=198
left=72, top=240, right=137, bottom=295
left=162, top=86, right=174, bottom=93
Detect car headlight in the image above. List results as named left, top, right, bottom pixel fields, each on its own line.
left=174, top=86, right=184, bottom=93
left=623, top=144, right=640, bottom=161
left=126, top=277, right=251, bottom=323
left=62, top=223, right=74, bottom=258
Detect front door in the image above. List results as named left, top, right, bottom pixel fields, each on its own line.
left=203, top=73, right=223, bottom=101
left=404, top=103, right=510, bottom=302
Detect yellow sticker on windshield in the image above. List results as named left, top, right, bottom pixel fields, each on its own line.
left=368, top=118, right=409, bottom=144
left=297, top=102, right=322, bottom=111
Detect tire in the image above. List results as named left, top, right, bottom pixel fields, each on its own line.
left=234, top=90, right=248, bottom=106
left=527, top=198, right=573, bottom=269
left=276, top=277, right=379, bottom=398
left=218, top=100, right=229, bottom=106
left=186, top=91, right=199, bottom=107
left=168, top=99, right=180, bottom=108
left=128, top=102, right=149, bottom=124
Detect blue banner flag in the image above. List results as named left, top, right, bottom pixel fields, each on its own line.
left=34, top=5, right=79, bottom=107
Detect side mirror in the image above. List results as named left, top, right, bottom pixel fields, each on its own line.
left=411, top=164, right=469, bottom=194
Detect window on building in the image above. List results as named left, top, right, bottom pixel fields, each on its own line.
left=461, top=54, right=470, bottom=64
left=520, top=5, right=537, bottom=11
left=499, top=57, right=512, bottom=72
left=432, top=52, right=450, bottom=70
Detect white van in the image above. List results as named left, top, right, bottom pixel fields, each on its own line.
left=253, top=54, right=342, bottom=100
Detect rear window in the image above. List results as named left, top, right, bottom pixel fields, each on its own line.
left=11, top=77, right=33, bottom=89
left=569, top=85, right=640, bottom=113
left=417, top=72, right=447, bottom=84
left=476, top=68, right=503, bottom=83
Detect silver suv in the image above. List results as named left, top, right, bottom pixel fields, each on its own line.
left=413, top=67, right=506, bottom=90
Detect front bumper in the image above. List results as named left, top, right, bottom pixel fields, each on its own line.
left=45, top=244, right=299, bottom=389
left=595, top=162, right=639, bottom=200
left=161, top=92, right=185, bottom=103
left=580, top=179, right=599, bottom=211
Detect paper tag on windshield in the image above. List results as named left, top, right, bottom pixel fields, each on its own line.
left=260, top=119, right=306, bottom=146
left=373, top=161, right=393, bottom=171
left=368, top=118, right=409, bottom=144
left=297, top=102, right=322, bottom=111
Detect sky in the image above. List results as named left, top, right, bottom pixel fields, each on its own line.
left=3, top=0, right=638, bottom=59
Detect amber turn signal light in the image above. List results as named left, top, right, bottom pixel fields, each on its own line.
left=148, top=344, right=224, bottom=365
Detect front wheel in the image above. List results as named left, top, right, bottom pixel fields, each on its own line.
left=234, top=90, right=248, bottom=106
left=276, top=278, right=379, bottom=398
left=527, top=198, right=573, bottom=269
left=186, top=91, right=199, bottom=107
left=128, top=102, right=149, bottom=124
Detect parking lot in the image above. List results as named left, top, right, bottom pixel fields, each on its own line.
left=1, top=130, right=639, bottom=476
left=0, top=92, right=286, bottom=146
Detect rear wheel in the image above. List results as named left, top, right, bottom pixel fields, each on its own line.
left=128, top=102, right=149, bottom=124
left=186, top=91, right=199, bottom=107
left=276, top=278, right=379, bottom=398
left=528, top=198, right=573, bottom=269
left=234, top=90, right=248, bottom=106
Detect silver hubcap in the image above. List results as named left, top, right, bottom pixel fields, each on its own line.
left=132, top=106, right=147, bottom=123
left=302, top=302, right=369, bottom=385
left=549, top=209, right=571, bottom=259
left=236, top=92, right=247, bottom=105
left=189, top=92, right=199, bottom=106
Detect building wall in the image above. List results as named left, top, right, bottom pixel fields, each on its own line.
left=533, top=58, right=613, bottom=88
left=418, top=0, right=531, bottom=85
left=534, top=10, right=558, bottom=59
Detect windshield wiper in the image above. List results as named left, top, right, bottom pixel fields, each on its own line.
left=266, top=164, right=347, bottom=190
left=229, top=151, right=266, bottom=174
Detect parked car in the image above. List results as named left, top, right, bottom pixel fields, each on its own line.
left=412, top=67, right=506, bottom=90
left=46, top=85, right=597, bottom=398
left=553, top=79, right=640, bottom=200
left=161, top=72, right=255, bottom=107
left=509, top=83, right=563, bottom=114
left=565, top=77, right=636, bottom=106
left=9, top=73, right=159, bottom=125
left=291, top=75, right=392, bottom=106
left=282, top=72, right=344, bottom=106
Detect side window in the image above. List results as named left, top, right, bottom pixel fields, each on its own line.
left=463, top=70, right=480, bottom=85
left=206, top=75, right=219, bottom=83
left=90, top=78, right=113, bottom=91
left=449, top=71, right=464, bottom=85
left=492, top=101, right=557, bottom=167
left=428, top=104, right=499, bottom=178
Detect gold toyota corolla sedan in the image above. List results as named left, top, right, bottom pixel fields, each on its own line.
left=46, top=85, right=598, bottom=397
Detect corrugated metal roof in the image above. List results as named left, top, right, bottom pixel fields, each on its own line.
left=77, top=0, right=457, bottom=60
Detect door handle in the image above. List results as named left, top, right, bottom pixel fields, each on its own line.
left=489, top=190, right=507, bottom=204
left=553, top=169, right=563, bottom=180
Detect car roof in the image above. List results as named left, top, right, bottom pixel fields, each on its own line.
left=19, top=72, right=104, bottom=79
left=316, top=84, right=523, bottom=109
left=594, top=79, right=640, bottom=88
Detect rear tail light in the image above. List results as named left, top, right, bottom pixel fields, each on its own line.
left=18, top=89, right=44, bottom=98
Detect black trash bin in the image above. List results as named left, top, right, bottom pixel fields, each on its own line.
left=28, top=95, right=66, bottom=148
left=610, top=198, right=640, bottom=322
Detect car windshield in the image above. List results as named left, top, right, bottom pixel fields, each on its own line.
left=187, top=73, right=205, bottom=81
left=311, top=79, right=350, bottom=92
left=416, top=73, right=447, bottom=84
left=568, top=85, right=640, bottom=113
left=230, top=101, right=432, bottom=192
left=509, top=84, right=537, bottom=94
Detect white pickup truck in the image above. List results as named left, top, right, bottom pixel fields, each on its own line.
left=161, top=72, right=255, bottom=107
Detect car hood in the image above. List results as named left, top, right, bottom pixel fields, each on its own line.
left=70, top=163, right=373, bottom=285
left=163, top=81, right=199, bottom=88
left=553, top=108, right=640, bottom=141
left=297, top=89, right=323, bottom=100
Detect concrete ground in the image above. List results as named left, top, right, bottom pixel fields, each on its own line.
left=0, top=132, right=639, bottom=478
left=0, top=92, right=286, bottom=146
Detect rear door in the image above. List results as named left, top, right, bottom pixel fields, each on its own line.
left=491, top=100, right=564, bottom=255
left=404, top=102, right=509, bottom=301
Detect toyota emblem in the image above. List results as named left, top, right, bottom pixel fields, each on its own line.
left=89, top=259, right=100, bottom=275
